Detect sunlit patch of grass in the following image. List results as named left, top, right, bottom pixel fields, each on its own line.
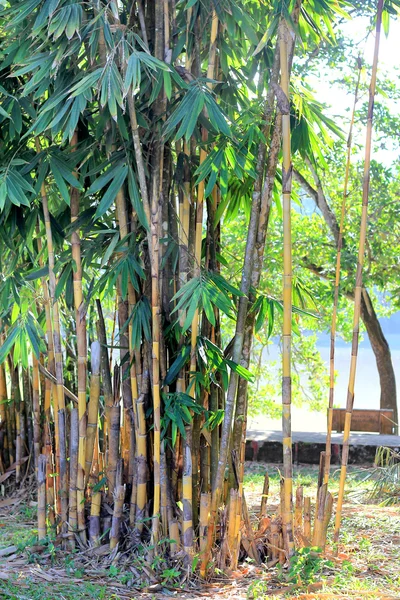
left=0, top=578, right=111, bottom=600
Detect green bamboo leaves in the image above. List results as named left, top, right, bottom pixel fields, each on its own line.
left=164, top=82, right=231, bottom=141
left=172, top=272, right=242, bottom=332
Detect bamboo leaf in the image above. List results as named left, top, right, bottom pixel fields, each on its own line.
left=164, top=345, right=190, bottom=386
left=0, top=324, right=19, bottom=365
left=94, top=164, right=128, bottom=219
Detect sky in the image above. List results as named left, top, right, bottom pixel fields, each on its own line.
left=305, top=14, right=400, bottom=164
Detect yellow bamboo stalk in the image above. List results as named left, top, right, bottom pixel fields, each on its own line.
left=226, top=489, right=238, bottom=568
left=89, top=433, right=101, bottom=547
left=182, top=425, right=193, bottom=554
left=294, top=486, right=303, bottom=531
left=115, top=189, right=141, bottom=522
left=199, top=492, right=211, bottom=554
left=0, top=363, right=6, bottom=427
left=37, top=234, right=55, bottom=461
left=278, top=17, right=294, bottom=557
left=185, top=9, right=219, bottom=558
left=334, top=0, right=384, bottom=548
left=70, top=130, right=87, bottom=544
left=188, top=9, right=218, bottom=378
left=58, top=409, right=68, bottom=541
left=32, top=355, right=41, bottom=475
left=84, top=341, right=100, bottom=485
left=35, top=138, right=66, bottom=524
left=169, top=519, right=180, bottom=555
left=259, top=472, right=270, bottom=519
left=325, top=61, right=362, bottom=485
left=68, top=408, right=79, bottom=548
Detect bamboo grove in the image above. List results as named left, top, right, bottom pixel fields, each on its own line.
left=0, top=0, right=396, bottom=579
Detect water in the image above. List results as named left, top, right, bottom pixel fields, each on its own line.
left=247, top=314, right=400, bottom=434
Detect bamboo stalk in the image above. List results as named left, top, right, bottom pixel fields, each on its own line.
left=303, top=497, right=311, bottom=540
left=108, top=368, right=121, bottom=499
left=334, top=0, right=384, bottom=547
left=32, top=355, right=41, bottom=475
left=259, top=472, right=270, bottom=519
left=110, top=484, right=125, bottom=550
left=199, top=492, right=211, bottom=554
left=226, top=489, right=238, bottom=568
left=182, top=426, right=193, bottom=554
left=58, top=409, right=69, bottom=541
left=85, top=342, right=101, bottom=485
left=322, top=492, right=334, bottom=551
left=96, top=300, right=113, bottom=455
left=0, top=363, right=6, bottom=429
left=89, top=437, right=102, bottom=548
left=169, top=519, right=180, bottom=555
left=278, top=17, right=294, bottom=557
left=70, top=130, right=87, bottom=544
left=312, top=483, right=327, bottom=548
left=294, top=486, right=303, bottom=531
left=325, top=62, right=362, bottom=485
left=37, top=454, right=47, bottom=542
left=35, top=138, right=66, bottom=515
left=270, top=518, right=280, bottom=562
left=68, top=408, right=79, bottom=548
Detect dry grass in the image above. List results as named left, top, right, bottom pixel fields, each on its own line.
left=0, top=463, right=399, bottom=599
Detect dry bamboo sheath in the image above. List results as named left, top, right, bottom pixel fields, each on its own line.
left=334, top=0, right=384, bottom=546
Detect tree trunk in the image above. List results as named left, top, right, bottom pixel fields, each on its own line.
left=361, top=291, right=398, bottom=429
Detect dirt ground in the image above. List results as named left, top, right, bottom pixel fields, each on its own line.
left=0, top=463, right=399, bottom=599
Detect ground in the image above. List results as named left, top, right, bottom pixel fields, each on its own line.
left=0, top=464, right=399, bottom=599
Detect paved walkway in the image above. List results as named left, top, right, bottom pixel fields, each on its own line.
left=247, top=429, right=400, bottom=447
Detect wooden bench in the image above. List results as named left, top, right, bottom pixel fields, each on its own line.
left=332, top=408, right=394, bottom=435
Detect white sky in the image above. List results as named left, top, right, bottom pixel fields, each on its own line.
left=305, top=15, right=400, bottom=165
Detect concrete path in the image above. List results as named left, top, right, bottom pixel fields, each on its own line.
left=247, top=429, right=400, bottom=447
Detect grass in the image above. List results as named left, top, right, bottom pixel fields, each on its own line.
left=0, top=463, right=399, bottom=599
left=244, top=462, right=400, bottom=599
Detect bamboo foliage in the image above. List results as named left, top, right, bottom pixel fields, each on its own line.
left=334, top=0, right=384, bottom=546
left=0, top=0, right=377, bottom=581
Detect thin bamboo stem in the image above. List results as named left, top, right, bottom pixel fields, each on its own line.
left=37, top=454, right=47, bottom=542
left=334, top=0, right=384, bottom=547
left=85, top=341, right=101, bottom=485
left=303, top=497, right=311, bottom=540
left=58, top=409, right=69, bottom=541
left=68, top=408, right=79, bottom=548
left=35, top=138, right=66, bottom=517
left=259, top=472, right=270, bottom=519
left=32, top=355, right=41, bottom=475
left=325, top=62, right=362, bottom=485
left=70, top=131, right=87, bottom=544
left=279, top=17, right=294, bottom=558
